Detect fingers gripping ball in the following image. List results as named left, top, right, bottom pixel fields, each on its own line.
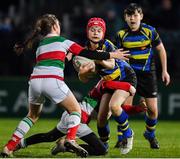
left=73, top=56, right=96, bottom=72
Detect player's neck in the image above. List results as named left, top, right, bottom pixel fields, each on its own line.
left=89, top=42, right=99, bottom=51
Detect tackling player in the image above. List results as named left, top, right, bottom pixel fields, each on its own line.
left=0, top=13, right=130, bottom=158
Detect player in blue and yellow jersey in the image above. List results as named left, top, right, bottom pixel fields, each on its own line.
left=81, top=17, right=137, bottom=155
left=115, top=3, right=170, bottom=149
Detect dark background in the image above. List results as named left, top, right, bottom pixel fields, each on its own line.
left=0, top=0, right=180, bottom=81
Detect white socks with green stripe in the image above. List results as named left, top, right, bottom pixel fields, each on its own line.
left=66, top=112, right=81, bottom=140
left=5, top=117, right=34, bottom=151
left=14, top=117, right=34, bottom=139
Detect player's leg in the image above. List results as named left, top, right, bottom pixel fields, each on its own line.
left=57, top=91, right=88, bottom=157
left=114, top=95, right=133, bottom=148
left=1, top=103, right=42, bottom=157
left=16, top=127, right=65, bottom=151
left=144, top=97, right=159, bottom=149
left=78, top=123, right=107, bottom=156
left=109, top=90, right=134, bottom=154
left=58, top=91, right=81, bottom=141
left=97, top=93, right=111, bottom=152
left=51, top=123, right=106, bottom=156
left=1, top=79, right=46, bottom=157
left=137, top=72, right=159, bottom=149
left=80, top=132, right=107, bottom=156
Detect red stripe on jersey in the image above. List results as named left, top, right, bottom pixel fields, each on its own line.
left=69, top=43, right=84, bottom=55
left=36, top=51, right=66, bottom=62
left=30, top=75, right=64, bottom=81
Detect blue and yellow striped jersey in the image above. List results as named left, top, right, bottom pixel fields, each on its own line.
left=91, top=39, right=135, bottom=81
left=116, top=23, right=161, bottom=72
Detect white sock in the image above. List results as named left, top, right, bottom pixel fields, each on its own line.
left=13, top=117, right=33, bottom=139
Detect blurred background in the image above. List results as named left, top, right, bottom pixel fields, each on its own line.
left=0, top=0, right=180, bottom=119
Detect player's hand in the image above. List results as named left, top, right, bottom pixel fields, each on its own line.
left=162, top=71, right=170, bottom=86
left=78, top=63, right=95, bottom=83
left=110, top=49, right=130, bottom=61
left=79, top=62, right=95, bottom=74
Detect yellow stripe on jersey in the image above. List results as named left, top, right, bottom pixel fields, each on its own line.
left=123, top=40, right=151, bottom=48
left=141, top=28, right=151, bottom=39
left=102, top=44, right=106, bottom=51
left=119, top=30, right=126, bottom=40
left=102, top=68, right=121, bottom=81
left=106, top=39, right=116, bottom=47
left=131, top=53, right=150, bottom=59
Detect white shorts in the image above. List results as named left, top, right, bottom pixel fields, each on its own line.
left=28, top=78, right=70, bottom=105
left=57, top=111, right=92, bottom=138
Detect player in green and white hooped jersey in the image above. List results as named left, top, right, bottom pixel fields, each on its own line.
left=1, top=14, right=130, bottom=158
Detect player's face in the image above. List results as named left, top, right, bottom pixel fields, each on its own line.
left=125, top=10, right=143, bottom=31
left=88, top=26, right=104, bottom=43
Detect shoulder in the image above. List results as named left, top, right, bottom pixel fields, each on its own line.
left=141, top=23, right=156, bottom=32
left=59, top=36, right=67, bottom=41
left=103, top=39, right=116, bottom=51
left=104, top=39, right=114, bottom=45
left=117, top=27, right=128, bottom=38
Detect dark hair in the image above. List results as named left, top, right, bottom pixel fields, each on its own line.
left=14, top=14, right=60, bottom=55
left=124, top=3, right=143, bottom=15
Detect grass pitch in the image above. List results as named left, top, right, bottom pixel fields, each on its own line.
left=0, top=118, right=180, bottom=158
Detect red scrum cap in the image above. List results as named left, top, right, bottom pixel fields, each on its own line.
left=86, top=17, right=106, bottom=37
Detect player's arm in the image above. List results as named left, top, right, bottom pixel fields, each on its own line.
left=151, top=28, right=170, bottom=86
left=155, top=42, right=170, bottom=86
left=68, top=42, right=129, bottom=60
left=95, top=59, right=115, bottom=69
left=94, top=39, right=116, bottom=69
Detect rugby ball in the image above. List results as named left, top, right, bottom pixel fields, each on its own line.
left=73, top=56, right=95, bottom=72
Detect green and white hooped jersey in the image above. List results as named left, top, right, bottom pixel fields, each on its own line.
left=31, top=35, right=83, bottom=80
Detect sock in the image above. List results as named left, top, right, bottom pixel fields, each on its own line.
left=122, top=104, right=146, bottom=115
left=6, top=117, right=33, bottom=151
left=114, top=110, right=132, bottom=138
left=66, top=112, right=81, bottom=140
left=117, top=125, right=123, bottom=142
left=97, top=123, right=110, bottom=149
left=145, top=114, right=157, bottom=138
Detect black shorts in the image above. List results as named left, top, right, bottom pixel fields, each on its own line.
left=136, top=71, right=158, bottom=98
left=121, top=73, right=137, bottom=88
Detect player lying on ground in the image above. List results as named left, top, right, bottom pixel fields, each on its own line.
left=14, top=80, right=146, bottom=157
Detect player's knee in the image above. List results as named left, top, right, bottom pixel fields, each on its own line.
left=147, top=110, right=158, bottom=119
left=147, top=106, right=158, bottom=118
left=110, top=104, right=122, bottom=116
